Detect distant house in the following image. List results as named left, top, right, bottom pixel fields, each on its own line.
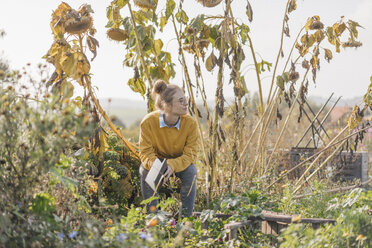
left=329, top=106, right=352, bottom=123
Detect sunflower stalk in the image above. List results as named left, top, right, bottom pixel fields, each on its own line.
left=128, top=2, right=154, bottom=112
left=265, top=68, right=309, bottom=173
left=210, top=0, right=231, bottom=197
left=247, top=34, right=264, bottom=115
left=266, top=0, right=292, bottom=105
left=77, top=34, right=140, bottom=158
left=227, top=7, right=244, bottom=192
left=170, top=14, right=210, bottom=189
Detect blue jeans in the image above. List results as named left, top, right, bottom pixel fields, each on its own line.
left=140, top=163, right=197, bottom=217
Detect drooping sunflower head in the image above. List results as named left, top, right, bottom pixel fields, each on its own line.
left=133, top=0, right=157, bottom=9
left=196, top=0, right=223, bottom=8
left=64, top=9, right=93, bottom=35
left=310, top=21, right=324, bottom=30
left=107, top=28, right=129, bottom=42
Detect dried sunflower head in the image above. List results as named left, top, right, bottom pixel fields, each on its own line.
left=64, top=9, right=93, bottom=35
left=310, top=20, right=324, bottom=30
left=196, top=0, right=223, bottom=7
left=107, top=28, right=128, bottom=42
left=133, top=0, right=156, bottom=9
left=289, top=71, right=300, bottom=82
left=186, top=27, right=195, bottom=36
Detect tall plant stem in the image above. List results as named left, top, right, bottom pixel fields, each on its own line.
left=210, top=0, right=231, bottom=197
left=266, top=0, right=291, bottom=105
left=282, top=27, right=305, bottom=73
left=248, top=94, right=279, bottom=177
left=128, top=2, right=153, bottom=111
left=227, top=7, right=243, bottom=192
left=171, top=15, right=209, bottom=174
left=77, top=34, right=139, bottom=158
left=265, top=69, right=309, bottom=171
left=247, top=34, right=264, bottom=114
left=237, top=102, right=270, bottom=163
left=256, top=51, right=302, bottom=174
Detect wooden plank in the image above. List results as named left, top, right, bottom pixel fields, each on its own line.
left=194, top=211, right=336, bottom=240
left=193, top=211, right=336, bottom=224
left=224, top=221, right=253, bottom=240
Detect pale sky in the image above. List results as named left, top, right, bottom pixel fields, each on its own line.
left=0, top=0, right=371, bottom=104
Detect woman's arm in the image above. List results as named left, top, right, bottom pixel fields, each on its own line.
left=166, top=120, right=199, bottom=172
left=139, top=121, right=157, bottom=170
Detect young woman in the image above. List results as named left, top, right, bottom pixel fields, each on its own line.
left=139, top=80, right=199, bottom=217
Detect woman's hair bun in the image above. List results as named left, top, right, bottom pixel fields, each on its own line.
left=153, top=80, right=167, bottom=94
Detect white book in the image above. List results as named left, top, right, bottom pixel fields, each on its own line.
left=145, top=158, right=168, bottom=191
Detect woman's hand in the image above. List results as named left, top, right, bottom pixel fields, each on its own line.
left=163, top=165, right=173, bottom=185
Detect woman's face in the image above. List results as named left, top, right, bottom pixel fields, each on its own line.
left=165, top=89, right=189, bottom=116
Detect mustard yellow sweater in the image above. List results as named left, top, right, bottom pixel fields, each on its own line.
left=139, top=110, right=199, bottom=173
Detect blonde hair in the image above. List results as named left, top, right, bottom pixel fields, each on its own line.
left=152, top=80, right=182, bottom=110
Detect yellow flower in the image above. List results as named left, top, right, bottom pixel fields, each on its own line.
left=106, top=218, right=113, bottom=226
left=356, top=234, right=366, bottom=241
left=88, top=181, right=98, bottom=194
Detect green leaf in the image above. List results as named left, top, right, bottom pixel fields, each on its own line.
left=105, top=21, right=114, bottom=28
left=30, top=193, right=56, bottom=216
left=246, top=0, right=253, bottom=22
left=136, top=25, right=146, bottom=41
left=239, top=24, right=250, bottom=44
left=209, top=25, right=219, bottom=47
left=127, top=77, right=146, bottom=97
left=276, top=75, right=285, bottom=90
left=61, top=80, right=74, bottom=99
left=191, top=15, right=205, bottom=32
left=166, top=0, right=175, bottom=20
left=160, top=13, right=167, bottom=32
left=154, top=39, right=163, bottom=55
left=257, top=60, right=272, bottom=74
left=115, top=0, right=128, bottom=8
left=239, top=76, right=248, bottom=97
left=106, top=5, right=113, bottom=21
left=176, top=10, right=189, bottom=24
left=122, top=17, right=133, bottom=33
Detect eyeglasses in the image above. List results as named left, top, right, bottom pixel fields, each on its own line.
left=177, top=96, right=189, bottom=105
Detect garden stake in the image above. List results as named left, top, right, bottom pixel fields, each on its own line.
left=293, top=139, right=347, bottom=194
